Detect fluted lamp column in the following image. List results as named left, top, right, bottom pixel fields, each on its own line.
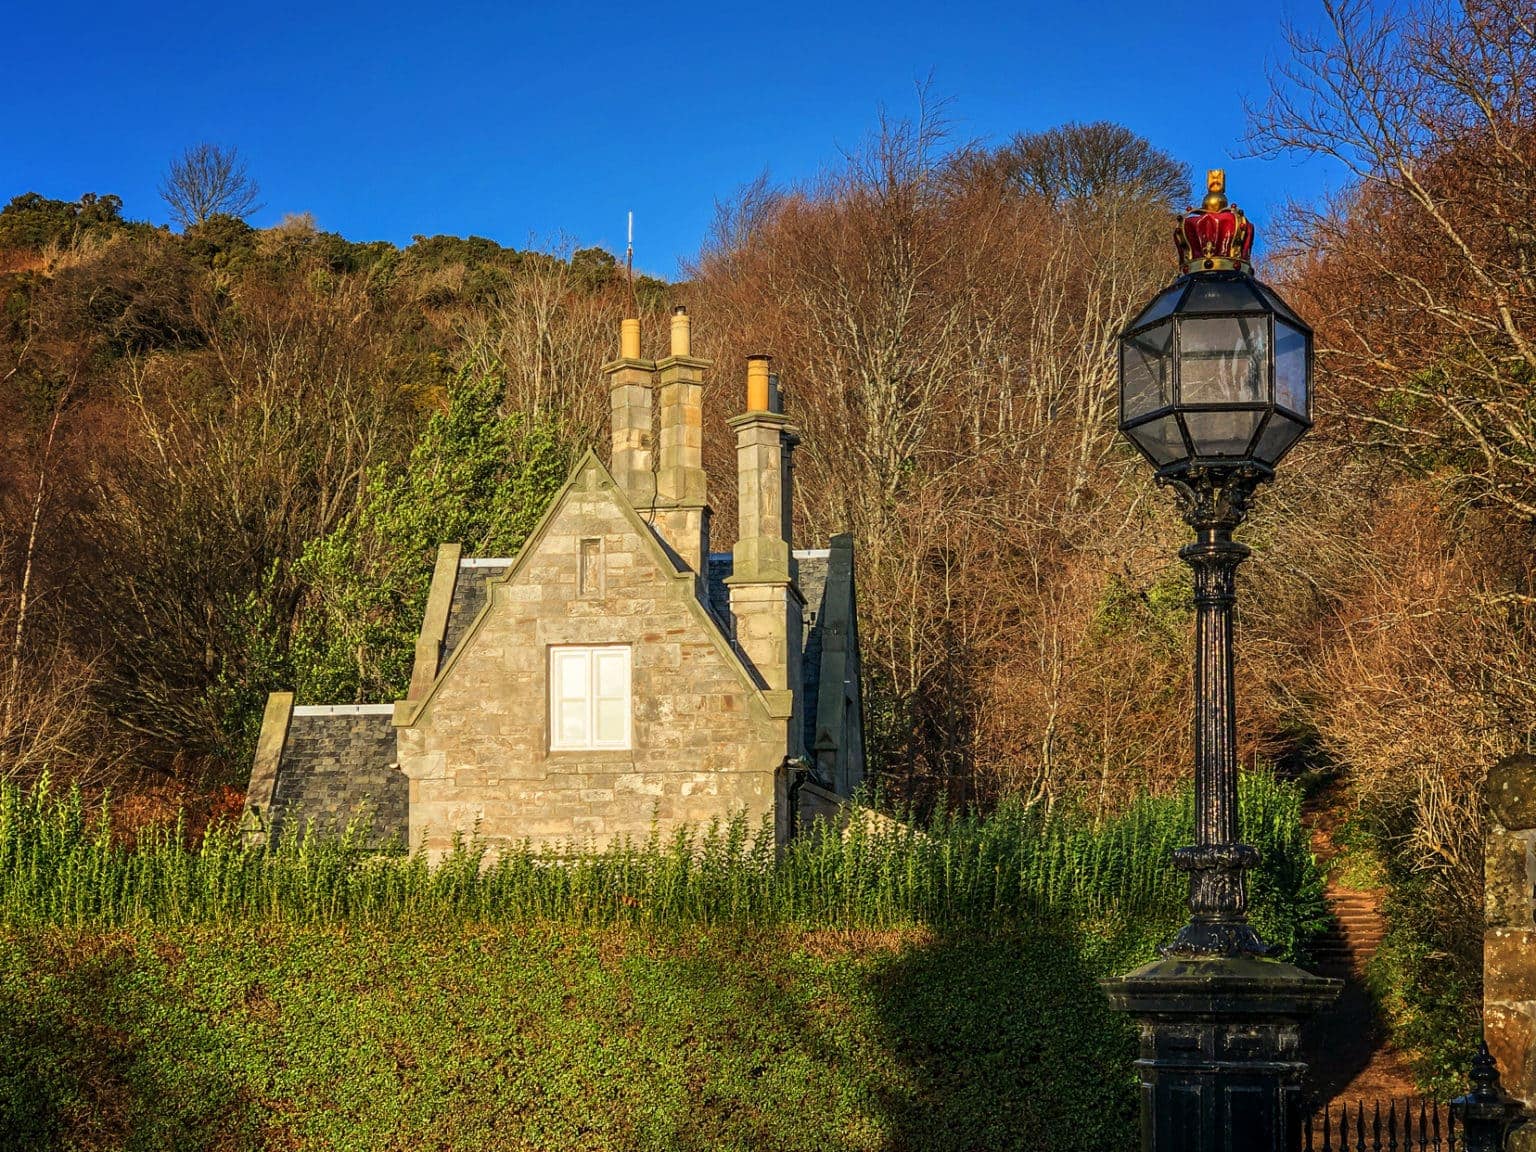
left=1101, top=169, right=1340, bottom=1152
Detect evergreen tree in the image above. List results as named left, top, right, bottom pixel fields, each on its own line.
left=292, top=368, right=572, bottom=704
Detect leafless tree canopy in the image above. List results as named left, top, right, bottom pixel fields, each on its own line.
left=991, top=121, right=1191, bottom=206
left=159, top=143, right=263, bottom=229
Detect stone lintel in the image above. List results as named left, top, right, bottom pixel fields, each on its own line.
left=728, top=410, right=794, bottom=433
left=727, top=539, right=792, bottom=585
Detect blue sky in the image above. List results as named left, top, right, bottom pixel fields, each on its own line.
left=4, top=1, right=1348, bottom=279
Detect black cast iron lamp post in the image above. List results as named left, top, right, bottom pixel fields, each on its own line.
left=1101, top=169, right=1339, bottom=1152
left=1118, top=166, right=1313, bottom=958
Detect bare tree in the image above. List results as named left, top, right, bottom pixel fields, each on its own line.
left=1248, top=0, right=1536, bottom=518
left=690, top=107, right=1184, bottom=802
left=160, top=143, right=263, bottom=229
left=993, top=122, right=1190, bottom=206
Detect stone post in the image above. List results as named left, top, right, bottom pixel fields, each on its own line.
left=1485, top=753, right=1536, bottom=1149
left=726, top=356, right=803, bottom=747
left=652, top=306, right=711, bottom=575
left=604, top=317, right=655, bottom=509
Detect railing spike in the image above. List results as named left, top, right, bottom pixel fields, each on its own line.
left=1374, top=1099, right=1383, bottom=1150
left=1359, top=1100, right=1368, bottom=1150
left=1323, top=1102, right=1333, bottom=1152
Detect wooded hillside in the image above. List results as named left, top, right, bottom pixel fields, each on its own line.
left=1, top=0, right=1532, bottom=1088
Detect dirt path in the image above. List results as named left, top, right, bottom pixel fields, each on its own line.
left=1300, top=784, right=1420, bottom=1107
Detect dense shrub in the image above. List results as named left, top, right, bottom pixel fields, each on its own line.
left=0, top=774, right=1326, bottom=1150
left=0, top=774, right=1325, bottom=946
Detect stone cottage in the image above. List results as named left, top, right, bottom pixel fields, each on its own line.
left=242, top=308, right=865, bottom=856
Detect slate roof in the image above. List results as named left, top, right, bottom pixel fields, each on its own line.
left=267, top=706, right=407, bottom=846
left=442, top=561, right=510, bottom=666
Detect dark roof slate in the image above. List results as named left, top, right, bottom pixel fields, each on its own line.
left=269, top=709, right=406, bottom=846
left=442, top=562, right=510, bottom=666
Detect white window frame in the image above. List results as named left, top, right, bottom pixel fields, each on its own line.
left=548, top=645, right=631, bottom=751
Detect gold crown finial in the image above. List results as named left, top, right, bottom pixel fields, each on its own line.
left=1203, top=169, right=1228, bottom=212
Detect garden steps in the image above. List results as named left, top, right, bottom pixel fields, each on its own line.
left=1299, top=783, right=1419, bottom=1107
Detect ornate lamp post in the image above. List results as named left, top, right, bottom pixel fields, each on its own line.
left=1102, top=170, right=1340, bottom=1152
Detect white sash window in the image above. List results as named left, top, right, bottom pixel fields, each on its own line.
left=549, top=646, right=631, bottom=750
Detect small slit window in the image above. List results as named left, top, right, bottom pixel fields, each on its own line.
left=549, top=645, right=630, bottom=750
left=578, top=538, right=604, bottom=598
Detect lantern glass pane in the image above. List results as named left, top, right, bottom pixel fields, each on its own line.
left=1275, top=321, right=1309, bottom=417
left=1125, top=414, right=1189, bottom=466
left=1182, top=277, right=1262, bottom=313
left=1253, top=413, right=1307, bottom=466
left=1255, top=283, right=1306, bottom=328
left=1183, top=410, right=1265, bottom=459
left=1129, top=284, right=1185, bottom=330
left=1178, top=316, right=1268, bottom=405
left=1120, top=321, right=1173, bottom=420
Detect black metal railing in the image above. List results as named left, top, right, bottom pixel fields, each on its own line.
left=1303, top=1100, right=1456, bottom=1151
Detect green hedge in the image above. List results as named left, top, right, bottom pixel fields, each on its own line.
left=0, top=775, right=1328, bottom=1151
left=0, top=775, right=1326, bottom=946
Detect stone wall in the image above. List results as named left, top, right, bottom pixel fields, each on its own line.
left=395, top=454, right=789, bottom=858
left=1486, top=752, right=1536, bottom=1143
left=269, top=706, right=408, bottom=845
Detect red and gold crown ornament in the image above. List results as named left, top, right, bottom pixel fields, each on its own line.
left=1174, top=169, right=1254, bottom=274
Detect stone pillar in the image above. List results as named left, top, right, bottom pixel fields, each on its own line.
left=726, top=357, right=803, bottom=744
left=652, top=306, right=711, bottom=573
left=1486, top=753, right=1536, bottom=1148
left=604, top=317, right=656, bottom=509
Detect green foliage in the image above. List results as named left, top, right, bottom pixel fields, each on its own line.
left=0, top=773, right=1323, bottom=946
left=203, top=562, right=296, bottom=767
left=1091, top=567, right=1191, bottom=649
left=1328, top=811, right=1387, bottom=890
left=291, top=368, right=572, bottom=704
left=179, top=212, right=257, bottom=273
left=0, top=773, right=1324, bottom=1150
left=1366, top=854, right=1484, bottom=1095
left=0, top=923, right=1136, bottom=1152
left=0, top=191, right=127, bottom=251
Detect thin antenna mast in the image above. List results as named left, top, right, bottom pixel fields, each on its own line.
left=626, top=211, right=635, bottom=308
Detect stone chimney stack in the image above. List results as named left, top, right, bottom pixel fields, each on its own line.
left=652, top=306, right=712, bottom=572
left=727, top=355, right=803, bottom=713
left=604, top=316, right=655, bottom=507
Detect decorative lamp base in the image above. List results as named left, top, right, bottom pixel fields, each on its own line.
left=1103, top=955, right=1341, bottom=1152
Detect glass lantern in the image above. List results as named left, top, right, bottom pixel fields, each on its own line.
left=1119, top=270, right=1312, bottom=477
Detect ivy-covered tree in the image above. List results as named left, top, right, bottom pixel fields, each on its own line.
left=291, top=368, right=572, bottom=705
